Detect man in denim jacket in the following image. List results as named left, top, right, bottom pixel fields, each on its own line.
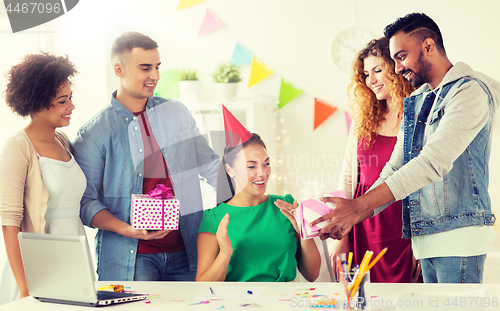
left=73, top=32, right=219, bottom=281
left=314, top=13, right=500, bottom=283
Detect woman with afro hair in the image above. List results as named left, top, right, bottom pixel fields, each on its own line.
left=0, top=53, right=86, bottom=303
left=330, top=38, right=421, bottom=283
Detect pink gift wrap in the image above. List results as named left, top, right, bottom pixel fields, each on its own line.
left=131, top=194, right=180, bottom=230
left=294, top=190, right=346, bottom=239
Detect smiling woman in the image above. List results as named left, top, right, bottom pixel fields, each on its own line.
left=330, top=37, right=418, bottom=284
left=195, top=106, right=321, bottom=283
left=0, top=53, right=87, bottom=304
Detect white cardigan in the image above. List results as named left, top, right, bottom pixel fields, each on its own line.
left=338, top=123, right=358, bottom=200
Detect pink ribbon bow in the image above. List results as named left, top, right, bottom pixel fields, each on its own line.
left=148, top=184, right=173, bottom=200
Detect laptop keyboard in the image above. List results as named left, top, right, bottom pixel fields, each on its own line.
left=97, top=291, right=138, bottom=300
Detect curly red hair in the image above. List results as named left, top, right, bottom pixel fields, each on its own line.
left=347, top=37, right=414, bottom=149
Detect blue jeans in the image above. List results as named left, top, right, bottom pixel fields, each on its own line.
left=133, top=249, right=196, bottom=281
left=421, top=255, right=486, bottom=283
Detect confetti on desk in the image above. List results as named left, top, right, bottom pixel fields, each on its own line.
left=240, top=303, right=261, bottom=308
left=192, top=286, right=269, bottom=301
left=298, top=288, right=316, bottom=291
left=309, top=298, right=339, bottom=308
left=148, top=294, right=162, bottom=298
left=188, top=300, right=210, bottom=306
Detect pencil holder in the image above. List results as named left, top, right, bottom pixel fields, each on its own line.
left=339, top=270, right=370, bottom=310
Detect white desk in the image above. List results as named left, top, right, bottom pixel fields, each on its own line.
left=1, top=282, right=500, bottom=310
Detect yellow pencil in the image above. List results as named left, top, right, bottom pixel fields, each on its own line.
left=349, top=251, right=372, bottom=299
left=348, top=251, right=371, bottom=291
left=350, top=249, right=387, bottom=300
left=347, top=252, right=353, bottom=272
left=366, top=247, right=388, bottom=271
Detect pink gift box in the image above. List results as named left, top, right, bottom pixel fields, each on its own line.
left=131, top=194, right=180, bottom=230
left=294, top=190, right=346, bottom=239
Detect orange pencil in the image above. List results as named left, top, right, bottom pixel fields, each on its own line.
left=366, top=247, right=388, bottom=271
left=337, top=256, right=351, bottom=311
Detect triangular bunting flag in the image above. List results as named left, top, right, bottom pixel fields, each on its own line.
left=278, top=79, right=303, bottom=109
left=231, top=42, right=254, bottom=67
left=198, top=9, right=225, bottom=36
left=248, top=58, right=273, bottom=87
left=314, top=98, right=338, bottom=130
left=176, top=0, right=204, bottom=10
left=345, top=111, right=352, bottom=133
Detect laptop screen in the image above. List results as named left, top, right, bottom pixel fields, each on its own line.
left=18, top=233, right=98, bottom=303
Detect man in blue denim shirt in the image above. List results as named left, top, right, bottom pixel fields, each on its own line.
left=72, top=32, right=219, bottom=281
left=313, top=13, right=500, bottom=283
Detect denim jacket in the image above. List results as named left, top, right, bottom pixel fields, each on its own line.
left=400, top=77, right=495, bottom=238
left=73, top=92, right=220, bottom=281
left=372, top=62, right=500, bottom=239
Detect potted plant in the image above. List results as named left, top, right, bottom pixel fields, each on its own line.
left=178, top=69, right=202, bottom=100
left=212, top=62, right=242, bottom=101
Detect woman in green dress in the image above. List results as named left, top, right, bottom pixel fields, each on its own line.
left=196, top=107, right=320, bottom=282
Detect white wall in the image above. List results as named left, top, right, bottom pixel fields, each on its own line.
left=1, top=0, right=499, bottom=281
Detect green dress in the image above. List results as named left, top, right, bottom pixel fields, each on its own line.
left=198, top=194, right=298, bottom=282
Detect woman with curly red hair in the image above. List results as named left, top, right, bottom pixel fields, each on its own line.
left=331, top=37, right=419, bottom=283
left=0, top=53, right=86, bottom=303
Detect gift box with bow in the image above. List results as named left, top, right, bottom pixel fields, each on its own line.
left=294, top=189, right=346, bottom=239
left=131, top=184, right=180, bottom=230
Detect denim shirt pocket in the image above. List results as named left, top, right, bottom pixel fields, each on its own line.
left=429, top=106, right=445, bottom=126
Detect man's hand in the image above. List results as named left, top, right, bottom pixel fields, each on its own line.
left=310, top=183, right=395, bottom=240
left=90, top=209, right=172, bottom=240
left=310, top=196, right=370, bottom=240
left=123, top=226, right=172, bottom=240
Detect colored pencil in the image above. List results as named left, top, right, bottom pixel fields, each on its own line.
left=336, top=256, right=351, bottom=311
left=366, top=247, right=388, bottom=271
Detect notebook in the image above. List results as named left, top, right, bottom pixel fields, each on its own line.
left=18, top=232, right=148, bottom=307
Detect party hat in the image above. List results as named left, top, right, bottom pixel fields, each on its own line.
left=222, top=104, right=252, bottom=148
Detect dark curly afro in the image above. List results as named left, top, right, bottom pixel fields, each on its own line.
left=4, top=52, right=78, bottom=117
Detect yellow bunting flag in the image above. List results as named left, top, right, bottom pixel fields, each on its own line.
left=248, top=58, right=273, bottom=87
left=314, top=98, right=337, bottom=130
left=176, top=0, right=204, bottom=10
left=278, top=79, right=303, bottom=109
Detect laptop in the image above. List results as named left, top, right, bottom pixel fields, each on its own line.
left=18, top=232, right=148, bottom=307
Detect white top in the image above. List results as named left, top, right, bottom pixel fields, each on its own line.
left=39, top=153, right=86, bottom=236
left=412, top=225, right=495, bottom=260
left=0, top=152, right=87, bottom=305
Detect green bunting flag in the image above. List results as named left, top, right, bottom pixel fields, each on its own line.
left=278, top=79, right=303, bottom=109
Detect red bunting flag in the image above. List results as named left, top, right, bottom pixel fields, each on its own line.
left=314, top=98, right=337, bottom=130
